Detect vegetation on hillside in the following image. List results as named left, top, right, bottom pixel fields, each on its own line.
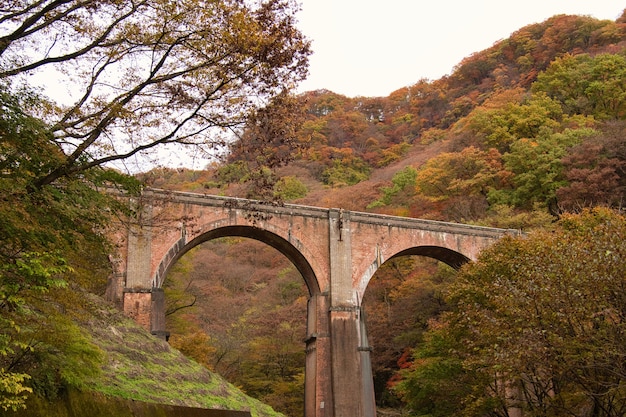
left=83, top=292, right=283, bottom=417
left=395, top=208, right=626, bottom=417
left=0, top=85, right=283, bottom=416
left=0, top=85, right=133, bottom=411
left=155, top=9, right=626, bottom=417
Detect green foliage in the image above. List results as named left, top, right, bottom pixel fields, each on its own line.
left=402, top=209, right=626, bottom=417
left=368, top=166, right=417, bottom=208
left=533, top=53, right=626, bottom=119
left=321, top=157, right=371, bottom=187
left=1, top=252, right=70, bottom=306
left=395, top=328, right=495, bottom=417
left=487, top=128, right=595, bottom=210
left=216, top=161, right=251, bottom=185
left=0, top=87, right=139, bottom=410
left=273, top=176, right=308, bottom=201
left=0, top=251, right=75, bottom=407
left=277, top=267, right=304, bottom=305
left=465, top=93, right=566, bottom=152
left=25, top=309, right=104, bottom=398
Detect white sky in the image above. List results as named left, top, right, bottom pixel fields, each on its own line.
left=295, top=1, right=626, bottom=97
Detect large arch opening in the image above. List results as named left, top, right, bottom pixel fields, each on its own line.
left=159, top=225, right=320, bottom=296
left=158, top=226, right=318, bottom=417
left=362, top=245, right=470, bottom=413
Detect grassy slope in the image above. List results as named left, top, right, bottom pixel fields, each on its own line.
left=74, top=292, right=284, bottom=417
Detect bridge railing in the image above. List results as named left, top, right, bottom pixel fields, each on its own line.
left=140, top=188, right=520, bottom=239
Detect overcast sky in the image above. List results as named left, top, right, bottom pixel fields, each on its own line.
left=295, top=1, right=625, bottom=97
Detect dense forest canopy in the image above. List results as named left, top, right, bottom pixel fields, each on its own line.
left=169, top=10, right=626, bottom=224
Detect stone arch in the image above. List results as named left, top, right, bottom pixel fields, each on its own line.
left=357, top=245, right=470, bottom=300
left=355, top=245, right=471, bottom=411
left=153, top=225, right=321, bottom=296
left=150, top=224, right=323, bottom=416
left=389, top=245, right=470, bottom=270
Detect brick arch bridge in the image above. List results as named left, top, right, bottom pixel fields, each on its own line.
left=106, top=188, right=518, bottom=417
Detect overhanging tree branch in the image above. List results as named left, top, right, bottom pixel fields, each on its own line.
left=0, top=0, right=310, bottom=187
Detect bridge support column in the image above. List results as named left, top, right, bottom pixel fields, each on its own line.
left=305, top=293, right=332, bottom=417
left=123, top=288, right=152, bottom=330
left=328, top=209, right=376, bottom=417
left=358, top=307, right=376, bottom=417
left=123, top=206, right=155, bottom=333
left=151, top=288, right=170, bottom=341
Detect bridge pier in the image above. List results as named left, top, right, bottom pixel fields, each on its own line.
left=305, top=293, right=375, bottom=417
left=328, top=209, right=376, bottom=417
left=305, top=294, right=332, bottom=417
left=151, top=288, right=170, bottom=341
left=115, top=205, right=169, bottom=339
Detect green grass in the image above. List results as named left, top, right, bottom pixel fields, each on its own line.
left=74, top=293, right=284, bottom=417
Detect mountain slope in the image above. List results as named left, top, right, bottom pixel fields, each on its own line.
left=3, top=291, right=283, bottom=417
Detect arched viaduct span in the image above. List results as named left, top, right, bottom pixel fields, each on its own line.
left=106, top=187, right=517, bottom=417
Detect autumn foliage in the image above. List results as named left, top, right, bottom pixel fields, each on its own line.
left=395, top=209, right=626, bottom=417
left=154, top=10, right=626, bottom=417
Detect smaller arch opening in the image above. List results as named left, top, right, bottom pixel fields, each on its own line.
left=389, top=245, right=470, bottom=270
left=363, top=248, right=465, bottom=413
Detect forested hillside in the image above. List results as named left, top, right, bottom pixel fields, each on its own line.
left=151, top=10, right=626, bottom=417
left=151, top=11, right=626, bottom=222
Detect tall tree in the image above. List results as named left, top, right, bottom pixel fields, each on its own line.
left=398, top=208, right=626, bottom=417
left=0, top=87, right=120, bottom=410
left=0, top=0, right=310, bottom=185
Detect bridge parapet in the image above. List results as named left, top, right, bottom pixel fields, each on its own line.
left=141, top=188, right=518, bottom=238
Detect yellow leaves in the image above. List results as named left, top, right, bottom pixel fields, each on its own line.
left=414, top=146, right=507, bottom=203
left=462, top=92, right=566, bottom=151
left=169, top=331, right=216, bottom=371
left=419, top=127, right=446, bottom=145
left=0, top=369, right=32, bottom=412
